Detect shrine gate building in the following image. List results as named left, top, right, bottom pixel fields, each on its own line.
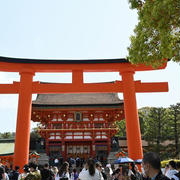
left=31, top=93, right=124, bottom=161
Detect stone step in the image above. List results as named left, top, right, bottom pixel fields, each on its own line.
left=37, top=153, right=49, bottom=165
left=107, top=151, right=119, bottom=164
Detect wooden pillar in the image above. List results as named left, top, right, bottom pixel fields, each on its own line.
left=91, top=114, right=96, bottom=158
left=13, top=72, right=34, bottom=170
left=61, top=130, right=65, bottom=159
left=72, top=70, right=83, bottom=85
left=92, top=130, right=96, bottom=158
left=121, top=71, right=143, bottom=160
left=92, top=142, right=96, bottom=158
left=46, top=139, right=49, bottom=155
left=107, top=130, right=111, bottom=155
left=61, top=140, right=65, bottom=160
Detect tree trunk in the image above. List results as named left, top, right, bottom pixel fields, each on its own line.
left=174, top=109, right=178, bottom=156
left=157, top=110, right=161, bottom=153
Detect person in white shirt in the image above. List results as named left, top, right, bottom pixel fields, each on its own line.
left=165, top=161, right=178, bottom=179
left=18, top=165, right=29, bottom=180
left=0, top=166, right=9, bottom=180
left=78, top=159, right=100, bottom=180
left=52, top=166, right=59, bottom=180
left=96, top=162, right=104, bottom=180
left=58, top=162, right=70, bottom=180
left=164, top=164, right=170, bottom=176
left=106, top=164, right=113, bottom=175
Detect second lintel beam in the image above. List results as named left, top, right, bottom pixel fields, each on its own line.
left=31, top=81, right=168, bottom=93
left=0, top=81, right=168, bottom=94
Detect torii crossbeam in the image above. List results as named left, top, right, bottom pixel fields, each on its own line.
left=0, top=56, right=168, bottom=170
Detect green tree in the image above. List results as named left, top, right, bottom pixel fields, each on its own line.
left=138, top=107, right=151, bottom=135
left=30, top=127, right=41, bottom=139
left=114, top=119, right=126, bottom=137
left=30, top=127, right=42, bottom=151
left=143, top=107, right=170, bottom=154
left=167, top=103, right=180, bottom=157
left=0, top=132, right=13, bottom=139
left=127, top=0, right=180, bottom=66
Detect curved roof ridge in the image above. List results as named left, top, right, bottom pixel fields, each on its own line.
left=0, top=56, right=129, bottom=64
left=32, top=93, right=123, bottom=105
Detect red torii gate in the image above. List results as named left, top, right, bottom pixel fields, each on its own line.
left=0, top=56, right=168, bottom=170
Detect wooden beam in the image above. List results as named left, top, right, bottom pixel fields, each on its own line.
left=32, top=81, right=124, bottom=93
left=32, top=81, right=168, bottom=93
left=0, top=57, right=167, bottom=73
left=0, top=81, right=168, bottom=94
left=135, top=81, right=168, bottom=93
left=0, top=61, right=130, bottom=72
left=0, top=82, right=19, bottom=93
left=38, top=128, right=117, bottom=132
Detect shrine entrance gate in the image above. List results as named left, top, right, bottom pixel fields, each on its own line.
left=0, top=56, right=168, bottom=170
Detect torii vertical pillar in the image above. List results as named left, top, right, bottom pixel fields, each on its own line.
left=121, top=70, right=143, bottom=160
left=14, top=72, right=34, bottom=170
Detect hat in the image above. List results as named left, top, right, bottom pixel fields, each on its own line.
left=106, top=164, right=111, bottom=168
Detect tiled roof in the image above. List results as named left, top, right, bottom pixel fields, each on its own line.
left=32, top=93, right=123, bottom=106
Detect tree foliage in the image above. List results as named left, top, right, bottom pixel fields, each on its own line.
left=0, top=132, right=15, bottom=139
left=114, top=119, right=126, bottom=137
left=127, top=0, right=180, bottom=66
left=167, top=103, right=180, bottom=156
left=142, top=107, right=169, bottom=152
left=30, top=127, right=41, bottom=139
left=115, top=103, right=180, bottom=159
left=138, top=103, right=180, bottom=159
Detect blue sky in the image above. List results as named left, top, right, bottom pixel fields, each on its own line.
left=0, top=0, right=179, bottom=133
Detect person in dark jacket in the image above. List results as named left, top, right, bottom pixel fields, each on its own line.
left=9, top=166, right=19, bottom=180
left=40, top=164, right=54, bottom=180
left=129, top=163, right=142, bottom=180
left=142, top=152, right=170, bottom=180
left=24, top=162, right=41, bottom=180
left=0, top=166, right=8, bottom=180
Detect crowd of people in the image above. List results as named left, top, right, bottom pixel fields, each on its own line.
left=0, top=152, right=180, bottom=180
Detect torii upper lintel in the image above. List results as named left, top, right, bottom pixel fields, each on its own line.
left=0, top=56, right=167, bottom=72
